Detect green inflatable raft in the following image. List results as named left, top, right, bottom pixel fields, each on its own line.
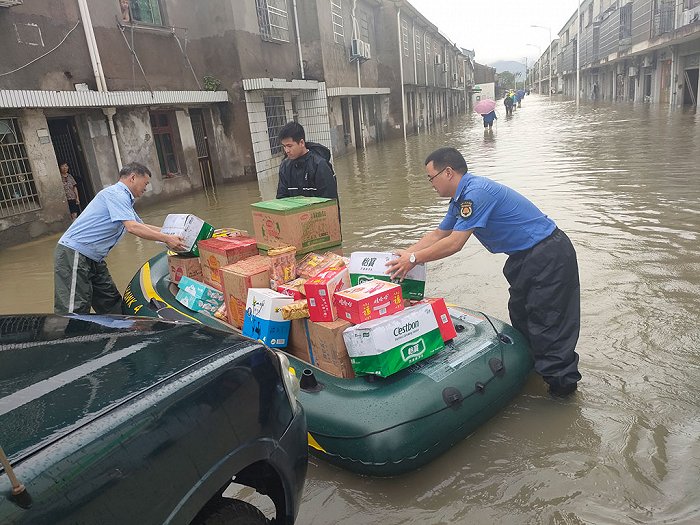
left=123, top=251, right=533, bottom=476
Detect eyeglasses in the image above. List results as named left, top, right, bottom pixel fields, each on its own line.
left=427, top=166, right=448, bottom=183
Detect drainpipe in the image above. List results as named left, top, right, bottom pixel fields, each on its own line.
left=292, top=0, right=305, bottom=79
left=77, top=0, right=122, bottom=170
left=352, top=0, right=365, bottom=149
left=397, top=7, right=406, bottom=140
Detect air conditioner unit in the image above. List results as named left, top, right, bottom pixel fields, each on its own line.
left=0, top=0, right=23, bottom=6
left=452, top=73, right=458, bottom=81
left=441, top=64, right=448, bottom=73
left=363, top=42, right=371, bottom=60
left=434, top=55, right=442, bottom=65
left=351, top=38, right=362, bottom=58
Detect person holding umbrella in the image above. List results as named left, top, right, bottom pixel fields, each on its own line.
left=474, top=98, right=497, bottom=131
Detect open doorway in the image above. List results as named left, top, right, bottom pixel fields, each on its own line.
left=683, top=68, right=698, bottom=108
left=48, top=118, right=94, bottom=207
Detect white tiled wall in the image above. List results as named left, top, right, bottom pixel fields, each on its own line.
left=244, top=80, right=331, bottom=181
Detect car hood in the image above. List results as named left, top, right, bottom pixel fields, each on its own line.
left=0, top=314, right=252, bottom=461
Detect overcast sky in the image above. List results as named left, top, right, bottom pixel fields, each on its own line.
left=407, top=0, right=583, bottom=65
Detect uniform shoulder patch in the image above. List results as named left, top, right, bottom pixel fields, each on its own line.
left=459, top=200, right=473, bottom=218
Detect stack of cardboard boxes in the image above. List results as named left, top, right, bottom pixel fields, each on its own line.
left=164, top=199, right=457, bottom=380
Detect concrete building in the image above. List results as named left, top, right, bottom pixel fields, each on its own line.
left=0, top=0, right=477, bottom=248
left=549, top=0, right=700, bottom=107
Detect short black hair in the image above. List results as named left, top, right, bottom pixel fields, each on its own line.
left=424, top=147, right=468, bottom=174
left=58, top=160, right=68, bottom=167
left=278, top=121, right=305, bottom=143
left=119, top=162, right=152, bottom=179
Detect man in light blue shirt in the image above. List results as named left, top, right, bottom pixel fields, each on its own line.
left=387, top=148, right=581, bottom=397
left=54, top=162, right=186, bottom=314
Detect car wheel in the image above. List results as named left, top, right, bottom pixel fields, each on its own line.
left=191, top=498, right=271, bottom=525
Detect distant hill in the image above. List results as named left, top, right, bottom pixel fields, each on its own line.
left=491, top=61, right=526, bottom=76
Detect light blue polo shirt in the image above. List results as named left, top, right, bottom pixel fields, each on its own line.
left=438, top=174, right=556, bottom=254
left=59, top=181, right=142, bottom=262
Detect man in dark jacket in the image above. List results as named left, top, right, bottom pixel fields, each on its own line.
left=276, top=121, right=338, bottom=200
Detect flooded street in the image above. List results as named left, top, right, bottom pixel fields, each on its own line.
left=2, top=95, right=700, bottom=523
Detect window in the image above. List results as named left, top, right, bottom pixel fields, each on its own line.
left=620, top=3, right=632, bottom=39
left=126, top=0, right=164, bottom=26
left=331, top=0, right=344, bottom=44
left=150, top=112, right=179, bottom=177
left=0, top=118, right=40, bottom=218
left=256, top=0, right=290, bottom=43
left=401, top=19, right=409, bottom=57
left=358, top=9, right=370, bottom=43
left=415, top=32, right=422, bottom=61
left=264, top=95, right=286, bottom=155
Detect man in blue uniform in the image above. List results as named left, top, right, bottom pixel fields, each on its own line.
left=387, top=147, right=581, bottom=397
left=54, top=162, right=186, bottom=314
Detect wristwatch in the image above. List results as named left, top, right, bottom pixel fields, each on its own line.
left=409, top=253, right=417, bottom=264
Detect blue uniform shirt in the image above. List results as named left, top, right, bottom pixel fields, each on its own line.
left=59, top=181, right=142, bottom=262
left=438, top=174, right=556, bottom=254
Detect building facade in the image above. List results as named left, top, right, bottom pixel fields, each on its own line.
left=0, top=0, right=477, bottom=247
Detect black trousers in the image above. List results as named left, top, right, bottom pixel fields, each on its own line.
left=503, top=228, right=581, bottom=389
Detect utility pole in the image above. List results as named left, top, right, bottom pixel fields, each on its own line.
left=576, top=1, right=581, bottom=108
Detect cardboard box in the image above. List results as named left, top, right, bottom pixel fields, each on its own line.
left=304, top=267, right=350, bottom=322
left=161, top=214, right=214, bottom=256
left=266, top=245, right=297, bottom=287
left=212, top=228, right=249, bottom=238
left=201, top=264, right=223, bottom=291
left=175, top=289, right=222, bottom=315
left=220, top=256, right=270, bottom=328
left=167, top=254, right=203, bottom=284
left=285, top=319, right=355, bottom=378
left=178, top=275, right=224, bottom=303
left=307, top=319, right=355, bottom=378
left=418, top=297, right=457, bottom=342
left=251, top=197, right=341, bottom=254
left=343, top=303, right=445, bottom=377
left=349, top=251, right=426, bottom=300
left=333, top=279, right=404, bottom=325
left=198, top=236, right=258, bottom=271
left=242, top=288, right=293, bottom=348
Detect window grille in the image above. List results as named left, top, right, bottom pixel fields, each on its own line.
left=150, top=112, right=179, bottom=176
left=264, top=95, right=287, bottom=155
left=620, top=3, right=632, bottom=40
left=358, top=9, right=370, bottom=43
left=127, top=0, right=164, bottom=26
left=401, top=19, right=409, bottom=57
left=331, top=0, right=344, bottom=44
left=415, top=32, right=422, bottom=61
left=0, top=118, right=41, bottom=218
left=256, top=0, right=290, bottom=43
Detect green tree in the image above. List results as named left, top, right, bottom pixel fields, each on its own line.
left=498, top=71, right=516, bottom=88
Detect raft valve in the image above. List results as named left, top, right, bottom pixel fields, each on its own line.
left=300, top=369, right=323, bottom=392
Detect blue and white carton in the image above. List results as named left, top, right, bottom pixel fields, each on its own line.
left=242, top=288, right=294, bottom=348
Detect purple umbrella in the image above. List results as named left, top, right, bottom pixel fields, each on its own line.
left=473, top=98, right=497, bottom=115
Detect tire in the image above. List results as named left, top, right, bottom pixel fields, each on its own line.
left=191, top=498, right=271, bottom=525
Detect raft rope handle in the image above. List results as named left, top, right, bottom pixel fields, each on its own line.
left=311, top=312, right=510, bottom=441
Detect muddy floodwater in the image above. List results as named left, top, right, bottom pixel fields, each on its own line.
left=1, top=95, right=699, bottom=524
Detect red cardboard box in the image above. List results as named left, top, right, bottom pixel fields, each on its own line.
left=304, top=267, right=350, bottom=322
left=198, top=237, right=258, bottom=270
left=221, top=255, right=270, bottom=328
left=418, top=297, right=458, bottom=342
left=333, top=280, right=404, bottom=325
left=277, top=277, right=307, bottom=300
left=168, top=254, right=203, bottom=284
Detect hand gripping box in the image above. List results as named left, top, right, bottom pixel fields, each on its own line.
left=343, top=303, right=445, bottom=377
left=349, top=251, right=426, bottom=300
left=251, top=197, right=341, bottom=254
left=161, top=214, right=214, bottom=257
left=242, top=288, right=294, bottom=348
left=333, top=279, right=404, bottom=325
left=303, top=267, right=350, bottom=322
